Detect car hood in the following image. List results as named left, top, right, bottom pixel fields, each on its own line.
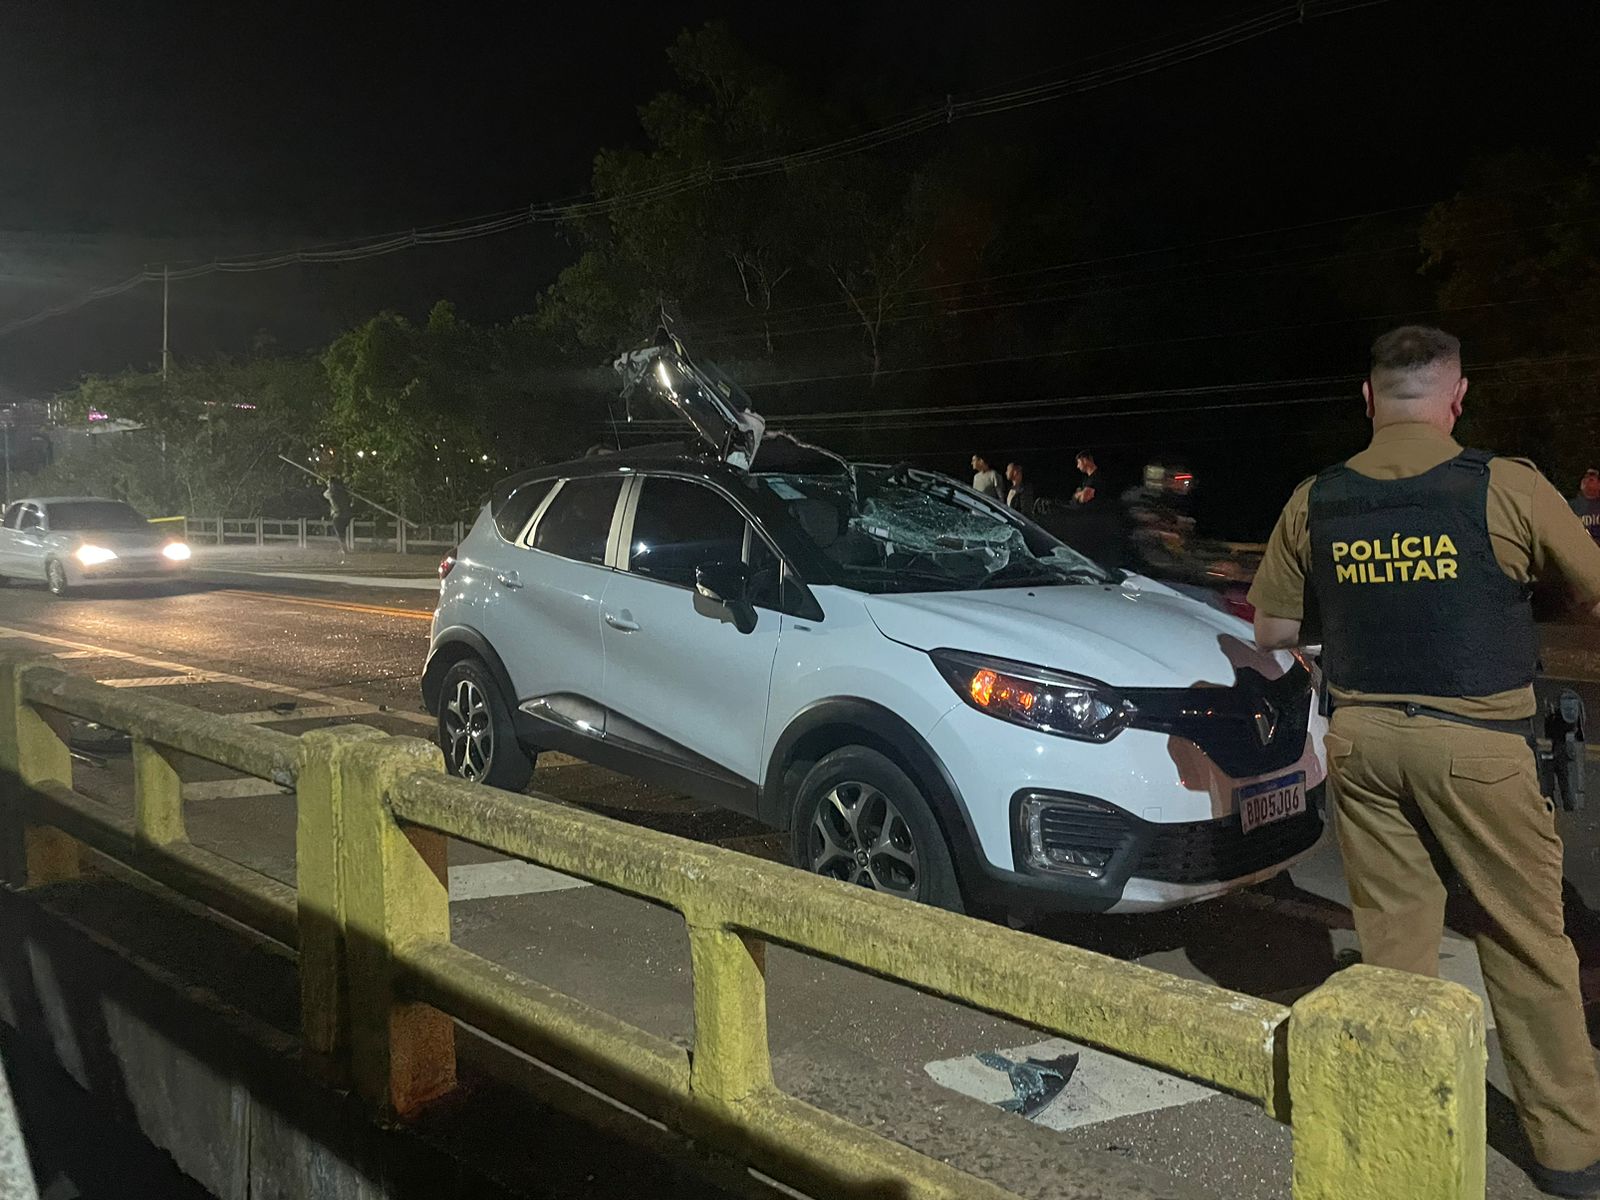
left=862, top=575, right=1291, bottom=688
left=53, top=528, right=169, bottom=551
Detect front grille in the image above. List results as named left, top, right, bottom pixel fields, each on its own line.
left=1122, top=665, right=1314, bottom=778
left=1137, top=799, right=1324, bottom=884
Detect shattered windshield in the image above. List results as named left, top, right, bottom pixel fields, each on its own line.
left=757, top=465, right=1112, bottom=594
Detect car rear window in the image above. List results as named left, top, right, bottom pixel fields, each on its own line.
left=531, top=476, right=622, bottom=565
left=493, top=478, right=556, bottom=541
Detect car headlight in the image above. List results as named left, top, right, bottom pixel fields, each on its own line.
left=162, top=542, right=191, bottom=561
left=75, top=545, right=118, bottom=566
left=931, top=649, right=1131, bottom=742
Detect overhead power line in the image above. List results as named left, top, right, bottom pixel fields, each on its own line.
left=0, top=0, right=1384, bottom=343
left=623, top=353, right=1600, bottom=435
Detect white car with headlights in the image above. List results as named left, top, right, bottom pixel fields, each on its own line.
left=421, top=334, right=1327, bottom=916
left=0, top=497, right=192, bottom=596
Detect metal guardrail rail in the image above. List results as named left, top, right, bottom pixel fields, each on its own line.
left=177, top=516, right=461, bottom=555
left=0, top=654, right=1488, bottom=1200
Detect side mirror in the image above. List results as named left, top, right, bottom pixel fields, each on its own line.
left=695, top=561, right=757, bottom=634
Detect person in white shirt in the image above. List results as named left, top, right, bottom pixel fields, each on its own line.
left=971, top=454, right=1002, bottom=498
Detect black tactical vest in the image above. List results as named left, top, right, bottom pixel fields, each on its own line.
left=1307, top=448, right=1537, bottom=697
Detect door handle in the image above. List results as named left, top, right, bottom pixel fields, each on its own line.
left=495, top=571, right=522, bottom=589
left=604, top=610, right=640, bottom=632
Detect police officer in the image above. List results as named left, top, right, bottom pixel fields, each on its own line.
left=1249, top=326, right=1600, bottom=1198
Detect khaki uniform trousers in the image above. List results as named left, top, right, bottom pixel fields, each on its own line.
left=1326, top=706, right=1600, bottom=1170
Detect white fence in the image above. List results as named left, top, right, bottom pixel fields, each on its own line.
left=180, top=517, right=464, bottom=555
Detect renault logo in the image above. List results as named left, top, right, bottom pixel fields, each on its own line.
left=1253, top=700, right=1279, bottom=746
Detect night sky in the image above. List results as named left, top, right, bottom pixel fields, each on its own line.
left=2, top=1, right=1597, bottom=526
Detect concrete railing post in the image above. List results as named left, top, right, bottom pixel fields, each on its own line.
left=336, top=737, right=456, bottom=1116
left=216, top=517, right=224, bottom=546
left=1290, top=963, right=1485, bottom=1200
left=255, top=517, right=264, bottom=547
left=131, top=736, right=186, bottom=848
left=0, top=660, right=77, bottom=887
left=295, top=726, right=388, bottom=1073
left=684, top=918, right=772, bottom=1109
left=297, top=517, right=307, bottom=549
left=396, top=506, right=407, bottom=556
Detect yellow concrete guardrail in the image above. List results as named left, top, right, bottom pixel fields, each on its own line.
left=0, top=653, right=1487, bottom=1200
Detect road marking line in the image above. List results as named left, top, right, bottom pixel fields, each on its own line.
left=926, top=1037, right=1215, bottom=1131
left=182, top=778, right=289, bottom=801
left=99, top=673, right=233, bottom=688
left=0, top=623, right=433, bottom=728
left=232, top=571, right=440, bottom=592
left=448, top=861, right=589, bottom=900
left=52, top=650, right=95, bottom=660
left=212, top=589, right=434, bottom=621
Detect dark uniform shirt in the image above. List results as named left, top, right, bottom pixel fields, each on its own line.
left=1249, top=422, right=1600, bottom=720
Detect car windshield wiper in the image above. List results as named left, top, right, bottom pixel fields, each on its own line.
left=842, top=565, right=974, bottom=592
left=978, top=563, right=1101, bottom=589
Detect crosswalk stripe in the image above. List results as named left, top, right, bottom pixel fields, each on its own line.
left=448, top=861, right=589, bottom=900
left=99, top=673, right=232, bottom=688
left=182, top=778, right=289, bottom=801
left=926, top=1037, right=1216, bottom=1131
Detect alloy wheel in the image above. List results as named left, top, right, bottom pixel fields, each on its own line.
left=807, top=780, right=922, bottom=900
left=46, top=560, right=67, bottom=596
left=442, top=677, right=494, bottom=781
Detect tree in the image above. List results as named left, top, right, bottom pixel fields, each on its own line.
left=796, top=159, right=969, bottom=383
left=536, top=23, right=820, bottom=356
left=1420, top=149, right=1600, bottom=483
left=45, top=356, right=329, bottom=516
left=322, top=302, right=590, bottom=520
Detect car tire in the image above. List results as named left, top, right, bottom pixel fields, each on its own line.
left=45, top=559, right=69, bottom=597
left=436, top=657, right=533, bottom=791
left=791, top=746, right=964, bottom=912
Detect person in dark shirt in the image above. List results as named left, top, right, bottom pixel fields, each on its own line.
left=1073, top=450, right=1106, bottom=508
left=1004, top=461, right=1036, bottom=516
left=1571, top=468, right=1600, bottom=546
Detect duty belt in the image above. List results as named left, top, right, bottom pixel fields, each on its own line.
left=1330, top=699, right=1535, bottom=739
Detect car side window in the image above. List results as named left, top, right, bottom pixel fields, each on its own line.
left=18, top=506, right=42, bottom=531
left=1, top=504, right=21, bottom=530
left=529, top=476, right=622, bottom=565
left=629, top=477, right=747, bottom=588
left=494, top=478, right=557, bottom=541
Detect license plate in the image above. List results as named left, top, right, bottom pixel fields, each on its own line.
left=1236, top=772, right=1307, bottom=834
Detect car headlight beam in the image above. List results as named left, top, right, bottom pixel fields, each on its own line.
left=75, top=544, right=118, bottom=566
left=931, top=649, right=1131, bottom=742
left=162, top=542, right=191, bottom=561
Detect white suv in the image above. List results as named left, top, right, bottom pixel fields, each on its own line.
left=422, top=335, right=1327, bottom=916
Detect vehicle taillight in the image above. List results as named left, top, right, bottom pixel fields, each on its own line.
left=439, top=549, right=458, bottom=582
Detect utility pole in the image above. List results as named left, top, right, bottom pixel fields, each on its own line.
left=161, top=265, right=170, bottom=381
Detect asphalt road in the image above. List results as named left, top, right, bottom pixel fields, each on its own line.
left=2, top=568, right=1598, bottom=1200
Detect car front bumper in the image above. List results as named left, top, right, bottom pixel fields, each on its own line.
left=66, top=559, right=190, bottom=587
left=927, top=697, right=1328, bottom=916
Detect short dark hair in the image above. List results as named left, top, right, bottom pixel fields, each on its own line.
left=1370, top=325, right=1461, bottom=375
